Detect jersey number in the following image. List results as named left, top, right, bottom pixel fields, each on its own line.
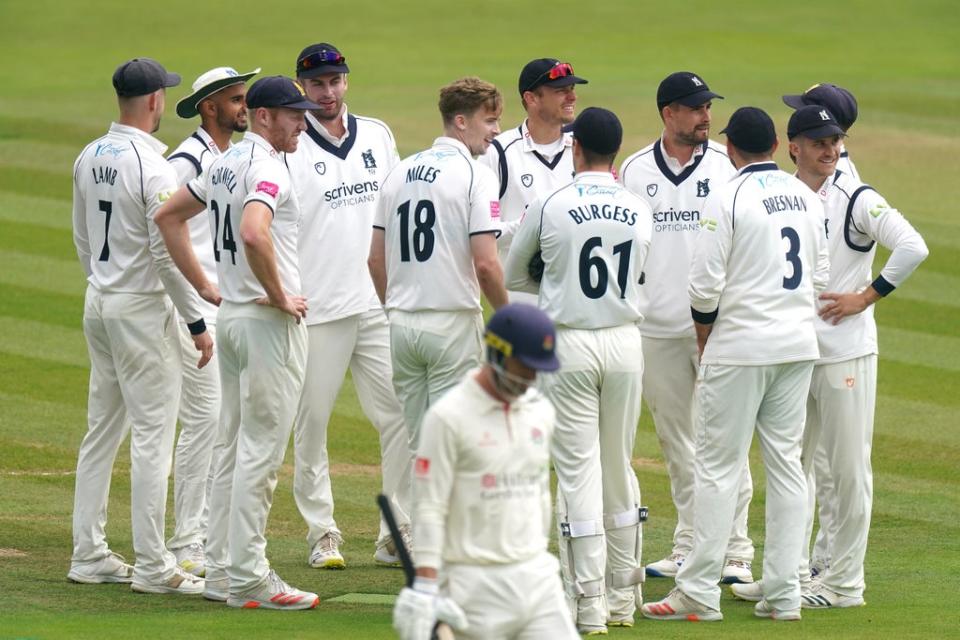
left=781, top=226, right=802, bottom=290
left=397, top=199, right=435, bottom=262
left=578, top=237, right=633, bottom=299
left=211, top=201, right=238, bottom=265
left=97, top=200, right=112, bottom=261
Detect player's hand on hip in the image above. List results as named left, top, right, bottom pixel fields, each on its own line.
left=255, top=294, right=308, bottom=323
left=392, top=587, right=437, bottom=640
left=199, top=283, right=222, bottom=307
left=818, top=291, right=869, bottom=325
left=192, top=331, right=214, bottom=369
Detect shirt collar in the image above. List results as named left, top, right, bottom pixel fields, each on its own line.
left=433, top=136, right=473, bottom=157
left=194, top=126, right=227, bottom=155
left=520, top=119, right=572, bottom=153
left=658, top=134, right=705, bottom=174
left=737, top=161, right=778, bottom=176
left=574, top=170, right=618, bottom=183
left=242, top=131, right=281, bottom=158
left=306, top=105, right=350, bottom=146
left=465, top=368, right=537, bottom=412
left=109, top=122, right=167, bottom=155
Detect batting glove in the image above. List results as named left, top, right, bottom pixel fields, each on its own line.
left=392, top=577, right=469, bottom=640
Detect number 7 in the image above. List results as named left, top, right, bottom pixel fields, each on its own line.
left=97, top=199, right=112, bottom=261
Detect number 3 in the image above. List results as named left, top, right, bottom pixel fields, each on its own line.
left=781, top=226, right=802, bottom=290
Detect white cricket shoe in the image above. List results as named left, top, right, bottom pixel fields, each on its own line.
left=67, top=552, right=134, bottom=584
left=731, top=580, right=763, bottom=602
left=131, top=566, right=204, bottom=595
left=755, top=599, right=801, bottom=621
left=172, top=543, right=205, bottom=577
left=226, top=570, right=319, bottom=610
left=645, top=553, right=685, bottom=578
left=374, top=524, right=412, bottom=567
left=721, top=559, right=754, bottom=584
left=309, top=532, right=345, bottom=569
left=801, top=583, right=865, bottom=609
left=641, top=588, right=723, bottom=622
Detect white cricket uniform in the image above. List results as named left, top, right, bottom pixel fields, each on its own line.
left=799, top=170, right=928, bottom=599
left=619, top=138, right=754, bottom=564
left=186, top=131, right=307, bottom=596
left=676, top=161, right=829, bottom=613
left=70, top=123, right=206, bottom=585
left=374, top=136, right=501, bottom=447
left=505, top=171, right=652, bottom=629
left=285, top=108, right=412, bottom=549
left=413, top=372, right=577, bottom=639
left=165, top=126, right=223, bottom=552
left=479, top=120, right=576, bottom=304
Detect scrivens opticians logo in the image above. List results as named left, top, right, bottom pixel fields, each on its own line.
left=323, top=179, right=380, bottom=209
left=653, top=208, right=701, bottom=232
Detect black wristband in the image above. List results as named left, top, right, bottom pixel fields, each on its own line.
left=691, top=306, right=719, bottom=325
left=187, top=318, right=207, bottom=336
left=871, top=275, right=895, bottom=297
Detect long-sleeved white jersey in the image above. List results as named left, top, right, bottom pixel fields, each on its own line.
left=167, top=126, right=223, bottom=324
left=187, top=131, right=302, bottom=304
left=72, top=122, right=204, bottom=329
left=373, top=137, right=501, bottom=313
left=504, top=171, right=653, bottom=330
left=619, top=139, right=735, bottom=338
left=812, top=170, right=928, bottom=363
left=287, top=110, right=400, bottom=324
left=478, top=120, right=576, bottom=255
left=412, top=372, right=555, bottom=569
left=689, top=161, right=829, bottom=366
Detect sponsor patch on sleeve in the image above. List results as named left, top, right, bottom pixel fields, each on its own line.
left=489, top=201, right=501, bottom=219
left=157, top=190, right=173, bottom=203
left=256, top=181, right=280, bottom=198
left=415, top=457, right=430, bottom=477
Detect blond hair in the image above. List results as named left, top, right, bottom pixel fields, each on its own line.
left=438, top=77, right=502, bottom=124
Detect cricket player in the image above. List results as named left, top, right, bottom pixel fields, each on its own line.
left=368, top=76, right=508, bottom=449
left=479, top=58, right=587, bottom=304
left=505, top=107, right=652, bottom=634
left=156, top=76, right=320, bottom=609
left=643, top=107, right=829, bottom=622
left=68, top=58, right=213, bottom=595
left=284, top=42, right=413, bottom=570
left=782, top=82, right=861, bottom=577
left=619, top=71, right=755, bottom=585
left=394, top=304, right=578, bottom=640
left=732, top=106, right=928, bottom=609
left=164, top=65, right=259, bottom=577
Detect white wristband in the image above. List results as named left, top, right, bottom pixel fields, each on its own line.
left=413, top=576, right=439, bottom=595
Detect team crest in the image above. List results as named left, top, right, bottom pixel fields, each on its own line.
left=845, top=377, right=856, bottom=388
left=362, top=149, right=377, bottom=172
left=521, top=173, right=534, bottom=187
left=646, top=183, right=658, bottom=197
left=531, top=428, right=544, bottom=445
left=314, top=161, right=326, bottom=175
left=543, top=334, right=554, bottom=351
left=697, top=179, right=710, bottom=197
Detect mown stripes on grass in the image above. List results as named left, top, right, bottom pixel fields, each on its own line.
left=0, top=282, right=82, bottom=330
left=0, top=218, right=74, bottom=261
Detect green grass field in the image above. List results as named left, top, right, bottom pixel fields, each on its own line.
left=1, top=0, right=958, bottom=638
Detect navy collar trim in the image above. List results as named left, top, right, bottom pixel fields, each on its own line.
left=739, top=162, right=778, bottom=174
left=305, top=114, right=358, bottom=160
left=653, top=140, right=707, bottom=186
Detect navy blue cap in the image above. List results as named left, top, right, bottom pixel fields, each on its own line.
left=245, top=76, right=320, bottom=110
left=485, top=304, right=560, bottom=372
left=783, top=83, right=858, bottom=131
left=562, top=106, right=622, bottom=155
left=657, top=71, right=722, bottom=110
left=519, top=58, right=588, bottom=95
left=787, top=105, right=847, bottom=140
left=113, top=58, right=181, bottom=97
left=721, top=107, right=776, bottom=153
left=296, top=43, right=349, bottom=78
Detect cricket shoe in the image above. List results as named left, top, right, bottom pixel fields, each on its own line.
left=579, top=625, right=608, bottom=636
left=730, top=580, right=763, bottom=602
left=172, top=543, right=206, bottom=577
left=641, top=588, right=723, bottom=622
left=309, top=532, right=345, bottom=569
left=374, top=524, right=412, bottom=567
left=131, top=566, right=204, bottom=595
left=607, top=615, right=634, bottom=628
left=720, top=559, right=754, bottom=584
left=226, top=570, right=319, bottom=610
left=645, top=553, right=684, bottom=578
left=754, top=599, right=801, bottom=621
left=67, top=551, right=134, bottom=584
left=801, top=583, right=865, bottom=609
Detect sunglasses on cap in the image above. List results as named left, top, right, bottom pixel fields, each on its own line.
left=525, top=62, right=575, bottom=91
left=297, top=50, right=346, bottom=73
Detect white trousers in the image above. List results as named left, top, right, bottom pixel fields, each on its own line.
left=444, top=553, right=578, bottom=640
left=72, top=287, right=180, bottom=583
left=293, top=309, right=412, bottom=547
left=801, top=355, right=877, bottom=598
left=641, top=336, right=754, bottom=560
left=167, top=320, right=221, bottom=550
left=677, top=362, right=812, bottom=612
left=204, top=302, right=307, bottom=595
left=544, top=324, right=645, bottom=627
left=389, top=309, right=484, bottom=449
left=809, top=439, right=838, bottom=569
